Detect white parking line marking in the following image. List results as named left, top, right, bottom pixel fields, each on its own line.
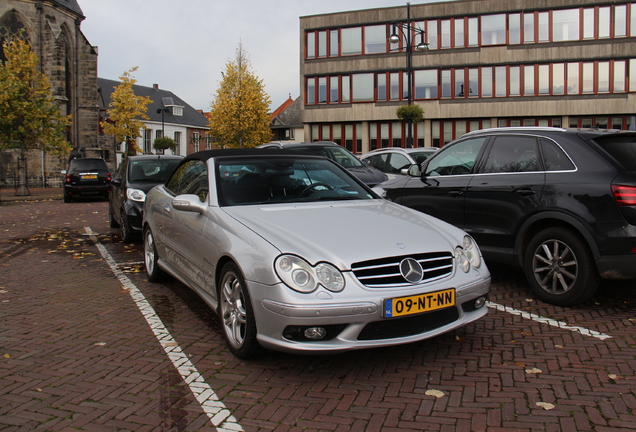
left=84, top=227, right=244, bottom=432
left=487, top=301, right=612, bottom=340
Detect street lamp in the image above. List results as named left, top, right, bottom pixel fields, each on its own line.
left=388, top=2, right=428, bottom=147
left=156, top=107, right=169, bottom=137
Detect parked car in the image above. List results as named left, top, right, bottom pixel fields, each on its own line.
left=143, top=149, right=490, bottom=358
left=109, top=155, right=183, bottom=242
left=62, top=157, right=111, bottom=202
left=258, top=141, right=388, bottom=187
left=361, top=147, right=439, bottom=179
left=373, top=127, right=636, bottom=306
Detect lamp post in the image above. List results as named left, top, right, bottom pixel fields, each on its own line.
left=156, top=107, right=169, bottom=137
left=389, top=2, right=428, bottom=147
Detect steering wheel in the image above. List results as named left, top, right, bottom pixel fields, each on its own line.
left=301, top=182, right=333, bottom=196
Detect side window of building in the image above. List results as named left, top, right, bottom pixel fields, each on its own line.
left=540, top=139, right=576, bottom=171
left=482, top=136, right=540, bottom=173
left=425, top=137, right=487, bottom=176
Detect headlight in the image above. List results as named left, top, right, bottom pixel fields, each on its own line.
left=455, top=235, right=482, bottom=273
left=127, top=188, right=146, bottom=202
left=463, top=235, right=482, bottom=268
left=275, top=255, right=345, bottom=293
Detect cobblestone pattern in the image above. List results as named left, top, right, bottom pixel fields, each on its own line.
left=1, top=197, right=635, bottom=431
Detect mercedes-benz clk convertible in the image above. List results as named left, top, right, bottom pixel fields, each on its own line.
left=143, top=149, right=490, bottom=358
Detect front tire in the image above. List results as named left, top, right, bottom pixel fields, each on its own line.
left=108, top=205, right=120, bottom=228
left=120, top=213, right=134, bottom=243
left=218, top=262, right=261, bottom=359
left=144, top=228, right=163, bottom=282
left=523, top=227, right=599, bottom=306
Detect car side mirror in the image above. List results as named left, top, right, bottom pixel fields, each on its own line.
left=111, top=178, right=122, bottom=186
left=172, top=194, right=207, bottom=214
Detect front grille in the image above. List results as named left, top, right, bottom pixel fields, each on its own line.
left=351, top=252, right=454, bottom=287
left=358, top=307, right=459, bottom=340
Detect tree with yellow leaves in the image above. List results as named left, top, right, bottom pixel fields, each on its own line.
left=208, top=44, right=272, bottom=148
left=0, top=38, right=71, bottom=195
left=100, top=67, right=152, bottom=154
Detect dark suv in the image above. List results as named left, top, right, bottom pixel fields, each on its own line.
left=62, top=157, right=111, bottom=202
left=374, top=127, right=636, bottom=306
left=109, top=155, right=183, bottom=242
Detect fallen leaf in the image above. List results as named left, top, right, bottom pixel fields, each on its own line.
left=94, top=342, right=106, bottom=346
left=554, top=345, right=563, bottom=348
left=536, top=402, right=555, bottom=410
left=514, top=362, right=525, bottom=367
left=425, top=389, right=445, bottom=398
left=3, top=354, right=10, bottom=358
left=608, top=374, right=618, bottom=380
left=525, top=368, right=542, bottom=374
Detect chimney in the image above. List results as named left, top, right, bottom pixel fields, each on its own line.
left=153, top=84, right=159, bottom=90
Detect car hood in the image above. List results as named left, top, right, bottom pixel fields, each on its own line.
left=222, top=200, right=463, bottom=270
left=346, top=165, right=388, bottom=186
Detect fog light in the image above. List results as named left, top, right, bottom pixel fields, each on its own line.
left=474, top=296, right=486, bottom=309
left=303, top=327, right=327, bottom=340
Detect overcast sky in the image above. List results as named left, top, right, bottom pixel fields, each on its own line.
left=78, top=0, right=439, bottom=112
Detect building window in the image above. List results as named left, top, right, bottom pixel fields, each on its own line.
left=144, top=129, right=152, bottom=153
left=553, top=9, right=579, bottom=42
left=553, top=63, right=565, bottom=95
left=481, top=67, right=492, bottom=97
left=615, top=5, right=628, bottom=37
left=174, top=131, right=181, bottom=154
left=614, top=60, right=626, bottom=92
left=155, top=129, right=163, bottom=140
left=509, top=14, right=521, bottom=44
left=306, top=32, right=315, bottom=58
left=599, top=7, right=611, bottom=38
left=172, top=106, right=183, bottom=116
left=341, top=27, right=362, bottom=55
left=414, top=70, right=438, bottom=99
left=524, top=13, right=535, bottom=43
left=330, top=29, right=339, bottom=56
left=365, top=25, right=386, bottom=54
left=352, top=73, right=373, bottom=102
left=306, top=77, right=316, bottom=104
left=318, top=77, right=327, bottom=103
left=583, top=8, right=595, bottom=39
left=192, top=132, right=199, bottom=153
left=205, top=133, right=212, bottom=150
left=318, top=30, right=327, bottom=57
left=329, top=76, right=339, bottom=103
left=377, top=73, right=387, bottom=101
left=481, top=14, right=506, bottom=45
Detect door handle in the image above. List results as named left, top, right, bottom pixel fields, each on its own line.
left=515, top=189, right=536, bottom=196
left=449, top=190, right=463, bottom=197
left=163, top=205, right=171, bottom=212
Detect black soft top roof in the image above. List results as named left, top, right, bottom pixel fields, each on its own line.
left=182, top=148, right=325, bottom=163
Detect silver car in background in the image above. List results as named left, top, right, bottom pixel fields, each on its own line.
left=143, top=149, right=490, bottom=358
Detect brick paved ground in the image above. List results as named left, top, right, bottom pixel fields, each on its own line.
left=1, top=195, right=635, bottom=431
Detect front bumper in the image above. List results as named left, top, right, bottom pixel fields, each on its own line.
left=250, top=273, right=491, bottom=355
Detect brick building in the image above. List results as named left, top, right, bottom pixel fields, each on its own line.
left=0, top=0, right=102, bottom=189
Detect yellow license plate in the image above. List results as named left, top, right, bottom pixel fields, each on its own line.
left=81, top=174, right=97, bottom=179
left=384, top=288, right=455, bottom=318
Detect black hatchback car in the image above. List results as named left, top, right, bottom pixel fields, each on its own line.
left=258, top=141, right=388, bottom=187
left=374, top=127, right=636, bottom=306
left=109, top=155, right=183, bottom=242
left=62, top=157, right=111, bottom=202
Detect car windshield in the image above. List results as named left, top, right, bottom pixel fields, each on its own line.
left=129, top=159, right=182, bottom=182
left=217, top=156, right=375, bottom=206
left=289, top=146, right=364, bottom=168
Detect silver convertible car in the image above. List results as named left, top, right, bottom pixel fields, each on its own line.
left=143, top=149, right=490, bottom=358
